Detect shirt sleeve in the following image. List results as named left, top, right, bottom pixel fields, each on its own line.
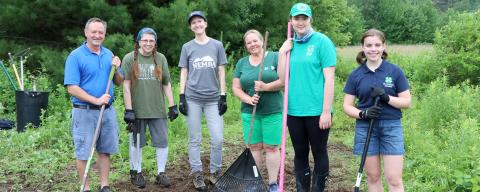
left=64, top=53, right=80, bottom=86
left=217, top=41, right=228, bottom=66
left=121, top=53, right=132, bottom=80
left=343, top=71, right=357, bottom=95
left=233, top=58, right=243, bottom=78
left=160, top=54, right=171, bottom=85
left=395, top=67, right=410, bottom=93
left=319, top=35, right=337, bottom=68
left=178, top=44, right=188, bottom=68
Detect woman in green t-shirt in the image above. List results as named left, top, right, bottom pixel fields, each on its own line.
left=122, top=27, right=179, bottom=189
left=232, top=29, right=285, bottom=192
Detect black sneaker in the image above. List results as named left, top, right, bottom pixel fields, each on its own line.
left=192, top=171, right=206, bottom=191
left=99, top=186, right=112, bottom=192
left=208, top=170, right=222, bottom=184
left=155, top=172, right=171, bottom=187
left=129, top=170, right=136, bottom=183
left=133, top=171, right=146, bottom=188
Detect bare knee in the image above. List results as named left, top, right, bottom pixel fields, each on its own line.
left=366, top=171, right=382, bottom=184
left=263, top=144, right=279, bottom=153
left=250, top=143, right=264, bottom=151
left=386, top=175, right=403, bottom=188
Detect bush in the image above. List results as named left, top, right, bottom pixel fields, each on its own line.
left=403, top=78, right=480, bottom=191
left=434, top=10, right=480, bottom=85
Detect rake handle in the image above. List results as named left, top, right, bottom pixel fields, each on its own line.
left=247, top=31, right=269, bottom=147
left=80, top=66, right=117, bottom=192
left=354, top=97, right=380, bottom=190
left=279, top=21, right=292, bottom=192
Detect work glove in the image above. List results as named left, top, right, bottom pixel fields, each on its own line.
left=218, top=94, right=227, bottom=116
left=126, top=122, right=137, bottom=133
left=371, top=86, right=390, bottom=103
left=168, top=105, right=179, bottom=121
left=359, top=105, right=382, bottom=120
left=179, top=94, right=188, bottom=116
left=124, top=109, right=136, bottom=123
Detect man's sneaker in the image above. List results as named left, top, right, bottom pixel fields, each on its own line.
left=132, top=171, right=146, bottom=188
left=99, top=186, right=112, bottom=192
left=208, top=170, right=222, bottom=184
left=155, top=172, right=171, bottom=187
left=269, top=182, right=278, bottom=192
left=192, top=171, right=206, bottom=191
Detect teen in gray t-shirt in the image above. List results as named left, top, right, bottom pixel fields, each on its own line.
left=178, top=10, right=227, bottom=191
left=178, top=38, right=227, bottom=102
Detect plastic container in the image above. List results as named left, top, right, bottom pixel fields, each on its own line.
left=15, top=91, right=49, bottom=132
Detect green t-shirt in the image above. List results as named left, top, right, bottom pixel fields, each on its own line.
left=122, top=51, right=171, bottom=118
left=233, top=52, right=283, bottom=115
left=288, top=32, right=336, bottom=116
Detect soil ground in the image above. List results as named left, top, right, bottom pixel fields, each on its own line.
left=112, top=142, right=354, bottom=192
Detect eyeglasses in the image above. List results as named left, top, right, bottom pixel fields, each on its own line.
left=140, top=39, right=156, bottom=44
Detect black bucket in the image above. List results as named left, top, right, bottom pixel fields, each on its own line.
left=15, top=91, right=49, bottom=132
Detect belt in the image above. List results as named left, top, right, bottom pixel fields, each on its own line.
left=73, top=104, right=110, bottom=110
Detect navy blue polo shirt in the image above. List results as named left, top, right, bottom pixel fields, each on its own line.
left=64, top=42, right=115, bottom=106
left=343, top=60, right=409, bottom=119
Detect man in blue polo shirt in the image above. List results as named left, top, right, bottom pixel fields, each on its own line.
left=64, top=17, right=123, bottom=192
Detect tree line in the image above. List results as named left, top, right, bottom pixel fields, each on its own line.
left=0, top=0, right=477, bottom=85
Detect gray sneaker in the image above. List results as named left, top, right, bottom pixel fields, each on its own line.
left=192, top=171, right=206, bottom=191
left=208, top=170, right=222, bottom=184
left=155, top=172, right=171, bottom=187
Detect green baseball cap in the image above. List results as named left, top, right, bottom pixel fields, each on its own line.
left=290, top=3, right=312, bottom=17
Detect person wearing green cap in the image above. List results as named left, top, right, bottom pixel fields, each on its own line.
left=279, top=2, right=336, bottom=192
left=122, top=27, right=179, bottom=189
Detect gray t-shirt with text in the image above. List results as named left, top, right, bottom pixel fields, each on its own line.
left=178, top=38, right=227, bottom=102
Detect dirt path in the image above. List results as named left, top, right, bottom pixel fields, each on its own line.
left=113, top=142, right=355, bottom=192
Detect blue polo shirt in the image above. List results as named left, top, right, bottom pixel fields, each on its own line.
left=64, top=42, right=115, bottom=105
left=343, top=60, right=409, bottom=119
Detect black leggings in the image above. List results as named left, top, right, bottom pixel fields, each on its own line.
left=287, top=115, right=330, bottom=176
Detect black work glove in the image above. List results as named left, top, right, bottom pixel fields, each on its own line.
left=168, top=105, right=179, bottom=121
left=124, top=109, right=135, bottom=123
left=218, top=94, right=227, bottom=116
left=126, top=122, right=137, bottom=133
left=179, top=94, right=188, bottom=116
left=359, top=105, right=382, bottom=120
left=371, top=86, right=390, bottom=103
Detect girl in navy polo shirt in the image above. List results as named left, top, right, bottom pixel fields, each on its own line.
left=343, top=29, right=412, bottom=191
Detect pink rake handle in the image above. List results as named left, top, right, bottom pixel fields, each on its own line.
left=279, top=22, right=292, bottom=192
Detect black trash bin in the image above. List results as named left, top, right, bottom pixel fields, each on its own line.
left=15, top=91, right=49, bottom=132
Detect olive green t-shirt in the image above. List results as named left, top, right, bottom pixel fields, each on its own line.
left=122, top=51, right=171, bottom=118
left=233, top=52, right=283, bottom=115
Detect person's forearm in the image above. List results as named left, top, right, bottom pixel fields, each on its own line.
left=219, top=65, right=226, bottom=94
left=322, top=67, right=335, bottom=114
left=263, top=79, right=284, bottom=91
left=388, top=90, right=411, bottom=109
left=180, top=68, right=188, bottom=94
left=123, top=80, right=133, bottom=109
left=163, top=83, right=175, bottom=107
left=113, top=71, right=124, bottom=86
left=67, top=85, right=99, bottom=105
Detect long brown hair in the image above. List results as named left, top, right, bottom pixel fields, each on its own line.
left=356, top=29, right=388, bottom=65
left=131, top=43, right=162, bottom=86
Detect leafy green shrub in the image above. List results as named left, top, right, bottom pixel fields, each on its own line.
left=434, top=10, right=480, bottom=85
left=403, top=78, right=480, bottom=191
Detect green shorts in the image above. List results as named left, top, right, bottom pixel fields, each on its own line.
left=242, top=112, right=282, bottom=146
